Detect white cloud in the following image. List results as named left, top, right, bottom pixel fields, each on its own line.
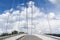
left=48, top=12, right=55, bottom=19
left=49, top=0, right=60, bottom=4
left=0, top=1, right=60, bottom=34
left=27, top=1, right=35, bottom=7
left=49, top=0, right=57, bottom=3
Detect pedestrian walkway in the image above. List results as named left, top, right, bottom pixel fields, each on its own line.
left=34, top=34, right=58, bottom=40
left=4, top=34, right=26, bottom=40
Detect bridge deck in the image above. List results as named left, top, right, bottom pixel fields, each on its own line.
left=2, top=34, right=59, bottom=40
left=17, top=35, right=42, bottom=40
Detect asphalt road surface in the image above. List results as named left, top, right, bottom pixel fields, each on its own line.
left=3, top=34, right=59, bottom=40
left=17, top=35, right=42, bottom=40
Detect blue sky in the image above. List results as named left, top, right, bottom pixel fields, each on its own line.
left=0, top=0, right=56, bottom=14
left=0, top=0, right=60, bottom=34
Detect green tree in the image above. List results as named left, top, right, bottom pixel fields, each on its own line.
left=1, top=33, right=8, bottom=36
left=19, top=32, right=24, bottom=34
left=12, top=30, right=18, bottom=34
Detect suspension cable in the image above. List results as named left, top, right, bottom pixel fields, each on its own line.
left=26, top=7, right=28, bottom=34
left=11, top=0, right=15, bottom=9
left=47, top=13, right=52, bottom=34
left=19, top=0, right=29, bottom=34
left=25, top=1, right=28, bottom=34
left=17, top=0, right=21, bottom=33
left=38, top=0, right=41, bottom=34
left=45, top=1, right=52, bottom=34
left=31, top=1, right=34, bottom=35
left=6, top=14, right=9, bottom=33
left=6, top=0, right=15, bottom=33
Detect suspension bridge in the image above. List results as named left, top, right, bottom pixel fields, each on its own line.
left=0, top=0, right=60, bottom=40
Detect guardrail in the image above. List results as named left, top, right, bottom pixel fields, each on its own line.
left=4, top=34, right=26, bottom=40
left=45, top=35, right=60, bottom=40
left=0, top=34, right=21, bottom=40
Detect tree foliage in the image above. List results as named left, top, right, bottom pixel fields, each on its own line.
left=12, top=30, right=18, bottom=34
